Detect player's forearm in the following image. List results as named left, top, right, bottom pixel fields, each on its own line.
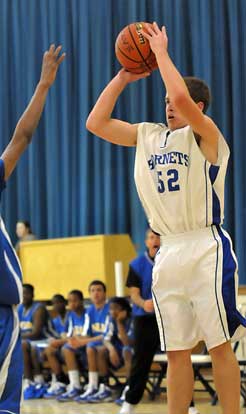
left=14, top=82, right=50, bottom=144
left=21, top=330, right=42, bottom=340
left=130, top=291, right=145, bottom=309
left=80, top=334, right=103, bottom=345
left=117, top=323, right=130, bottom=346
left=86, top=74, right=127, bottom=132
left=156, top=50, right=190, bottom=105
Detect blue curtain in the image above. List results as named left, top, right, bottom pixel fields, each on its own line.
left=0, top=0, right=245, bottom=281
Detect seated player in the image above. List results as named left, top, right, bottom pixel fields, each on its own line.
left=44, top=290, right=87, bottom=401
left=103, top=297, right=134, bottom=405
left=51, top=294, right=69, bottom=338
left=68, top=280, right=111, bottom=403
left=18, top=284, right=57, bottom=398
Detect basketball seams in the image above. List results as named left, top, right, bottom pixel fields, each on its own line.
left=127, top=24, right=152, bottom=71
left=116, top=45, right=143, bottom=64
left=115, top=22, right=157, bottom=73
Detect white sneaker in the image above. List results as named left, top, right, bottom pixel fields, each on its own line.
left=43, top=381, right=66, bottom=398
left=188, top=407, right=200, bottom=414
left=87, top=383, right=113, bottom=402
left=118, top=401, right=135, bottom=414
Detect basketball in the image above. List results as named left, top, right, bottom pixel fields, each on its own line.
left=115, top=22, right=158, bottom=74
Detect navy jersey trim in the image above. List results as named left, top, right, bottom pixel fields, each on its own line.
left=211, top=225, right=228, bottom=341
left=152, top=288, right=166, bottom=351
left=216, top=226, right=246, bottom=337
left=204, top=161, right=208, bottom=226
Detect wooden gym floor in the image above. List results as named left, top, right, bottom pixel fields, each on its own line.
left=21, top=392, right=246, bottom=414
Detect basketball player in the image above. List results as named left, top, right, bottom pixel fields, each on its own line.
left=0, top=44, right=65, bottom=414
left=86, top=22, right=244, bottom=414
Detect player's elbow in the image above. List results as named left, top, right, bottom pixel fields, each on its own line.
left=86, top=114, right=100, bottom=135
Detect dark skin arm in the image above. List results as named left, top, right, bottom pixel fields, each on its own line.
left=116, top=310, right=131, bottom=346
left=1, top=44, right=65, bottom=180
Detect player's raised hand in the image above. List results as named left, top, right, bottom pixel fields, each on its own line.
left=141, top=22, right=168, bottom=56
left=40, top=44, right=66, bottom=88
left=118, top=68, right=150, bottom=84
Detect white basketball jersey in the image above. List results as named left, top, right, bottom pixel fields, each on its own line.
left=134, top=122, right=230, bottom=235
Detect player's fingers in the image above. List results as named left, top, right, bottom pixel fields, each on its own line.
left=141, top=29, right=151, bottom=40
left=153, top=21, right=161, bottom=33
left=162, top=26, right=167, bottom=35
left=56, top=52, right=66, bottom=65
left=146, top=24, right=155, bottom=36
left=138, top=71, right=151, bottom=79
left=49, top=44, right=55, bottom=53
left=54, top=45, right=62, bottom=57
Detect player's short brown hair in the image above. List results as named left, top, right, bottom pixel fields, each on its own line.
left=183, top=77, right=211, bottom=113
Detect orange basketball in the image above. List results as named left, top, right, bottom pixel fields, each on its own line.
left=115, top=22, right=158, bottom=74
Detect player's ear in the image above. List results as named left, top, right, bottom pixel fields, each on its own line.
left=197, top=101, right=204, bottom=112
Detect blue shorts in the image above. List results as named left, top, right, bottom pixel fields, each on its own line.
left=86, top=340, right=103, bottom=348
left=0, top=306, right=23, bottom=414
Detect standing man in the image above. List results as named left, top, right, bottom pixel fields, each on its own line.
left=0, top=44, right=65, bottom=414
left=86, top=22, right=244, bottom=414
left=117, top=229, right=160, bottom=414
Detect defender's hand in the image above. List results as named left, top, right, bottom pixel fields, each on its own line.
left=40, top=44, right=66, bottom=88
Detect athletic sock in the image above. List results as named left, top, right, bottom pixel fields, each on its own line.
left=88, top=371, right=98, bottom=389
left=34, top=374, right=44, bottom=384
left=68, top=370, right=80, bottom=389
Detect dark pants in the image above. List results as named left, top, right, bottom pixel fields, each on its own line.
left=126, top=314, right=160, bottom=405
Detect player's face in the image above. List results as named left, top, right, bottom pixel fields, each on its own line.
left=109, top=303, right=121, bottom=319
left=165, top=95, right=188, bottom=131
left=23, top=287, right=33, bottom=306
left=145, top=231, right=160, bottom=259
left=89, top=285, right=106, bottom=306
left=68, top=294, right=83, bottom=312
left=52, top=298, right=66, bottom=314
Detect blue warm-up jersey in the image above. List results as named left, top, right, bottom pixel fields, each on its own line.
left=83, top=302, right=110, bottom=337
left=66, top=310, right=87, bottom=337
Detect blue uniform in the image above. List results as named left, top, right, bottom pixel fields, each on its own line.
left=18, top=302, right=57, bottom=339
left=127, top=252, right=154, bottom=317
left=104, top=316, right=134, bottom=362
left=66, top=310, right=87, bottom=337
left=0, top=159, right=23, bottom=414
left=62, top=310, right=87, bottom=364
left=83, top=302, right=110, bottom=347
left=52, top=312, right=70, bottom=337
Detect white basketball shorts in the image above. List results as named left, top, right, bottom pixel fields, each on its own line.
left=152, top=225, right=246, bottom=351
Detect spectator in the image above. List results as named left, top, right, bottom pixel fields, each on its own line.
left=15, top=220, right=36, bottom=255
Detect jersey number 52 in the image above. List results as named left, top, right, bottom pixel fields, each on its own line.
left=157, top=169, right=180, bottom=193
